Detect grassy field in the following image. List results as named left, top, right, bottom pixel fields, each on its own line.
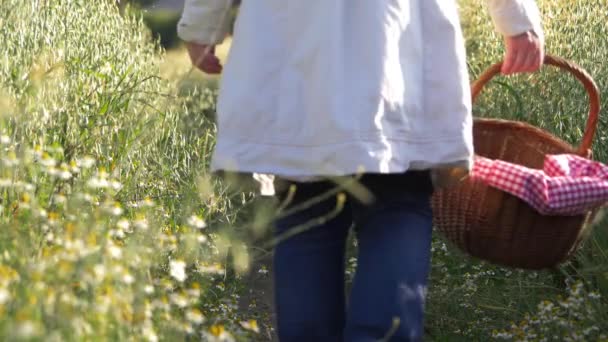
left=0, top=0, right=607, bottom=341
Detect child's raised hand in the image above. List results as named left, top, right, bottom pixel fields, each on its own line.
left=501, top=30, right=544, bottom=75
left=186, top=42, right=223, bottom=74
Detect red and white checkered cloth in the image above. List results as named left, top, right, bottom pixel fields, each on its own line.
left=470, top=154, right=608, bottom=216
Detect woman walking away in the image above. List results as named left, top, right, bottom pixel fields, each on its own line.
left=178, top=0, right=544, bottom=341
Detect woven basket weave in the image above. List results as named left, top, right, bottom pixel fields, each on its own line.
left=432, top=55, right=601, bottom=270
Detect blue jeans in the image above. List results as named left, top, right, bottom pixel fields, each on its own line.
left=273, top=171, right=434, bottom=342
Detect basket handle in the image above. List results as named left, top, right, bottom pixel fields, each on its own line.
left=471, top=55, right=601, bottom=157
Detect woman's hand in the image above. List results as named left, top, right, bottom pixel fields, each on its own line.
left=502, top=30, right=544, bottom=75
left=186, top=42, right=223, bottom=74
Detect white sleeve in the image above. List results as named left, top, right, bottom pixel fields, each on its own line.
left=486, top=0, right=544, bottom=39
left=177, top=0, right=232, bottom=45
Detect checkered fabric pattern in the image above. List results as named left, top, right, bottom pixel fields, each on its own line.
left=471, top=154, right=608, bottom=216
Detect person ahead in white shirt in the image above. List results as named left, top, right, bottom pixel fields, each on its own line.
left=179, top=1, right=544, bottom=340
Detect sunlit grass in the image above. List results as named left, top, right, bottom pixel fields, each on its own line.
left=423, top=0, right=608, bottom=340
left=0, top=1, right=256, bottom=340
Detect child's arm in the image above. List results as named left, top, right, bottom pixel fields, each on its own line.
left=486, top=0, right=545, bottom=74
left=178, top=0, right=231, bottom=45
left=487, top=0, right=543, bottom=40
left=178, top=0, right=232, bottom=74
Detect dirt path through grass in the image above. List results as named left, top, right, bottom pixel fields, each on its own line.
left=237, top=252, right=277, bottom=341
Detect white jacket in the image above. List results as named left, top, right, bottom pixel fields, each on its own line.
left=178, top=0, right=543, bottom=184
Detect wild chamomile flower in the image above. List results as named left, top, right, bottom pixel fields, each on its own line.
left=39, top=152, right=56, bottom=167
left=58, top=163, right=72, bottom=180
left=134, top=217, right=149, bottom=230
left=87, top=168, right=118, bottom=190
left=187, top=215, right=206, bottom=229
left=204, top=325, right=235, bottom=342
left=181, top=322, right=195, bottom=335
left=197, top=234, right=208, bottom=244
left=143, top=285, right=154, bottom=295
left=492, top=330, right=513, bottom=339
left=0, top=265, right=20, bottom=286
left=142, top=324, right=159, bottom=342
left=169, top=260, right=187, bottom=282
left=31, top=145, right=43, bottom=158
left=160, top=234, right=178, bottom=251
left=95, top=295, right=112, bottom=315
left=69, top=160, right=80, bottom=174
left=47, top=212, right=60, bottom=227
left=103, top=202, right=123, bottom=216
left=186, top=283, right=201, bottom=298
left=109, top=228, right=126, bottom=239
left=240, top=320, right=260, bottom=333
left=45, top=232, right=55, bottom=243
left=93, top=264, right=106, bottom=283
left=107, top=243, right=123, bottom=259
left=186, top=308, right=205, bottom=325
left=117, top=218, right=130, bottom=230
left=0, top=288, right=10, bottom=305
left=122, top=272, right=135, bottom=285
left=37, top=208, right=48, bottom=218
left=47, top=146, right=64, bottom=154
left=53, top=193, right=67, bottom=205
left=138, top=197, right=155, bottom=208
left=0, top=135, right=10, bottom=145
left=64, top=238, right=94, bottom=259
left=16, top=321, right=40, bottom=339
left=169, top=292, right=189, bottom=308
left=0, top=178, right=11, bottom=188
left=2, top=151, right=19, bottom=167
left=45, top=166, right=60, bottom=177
left=197, top=262, right=225, bottom=276
left=76, top=156, right=95, bottom=169
left=152, top=296, right=171, bottom=312
left=160, top=279, right=174, bottom=291
left=72, top=318, right=93, bottom=337
left=110, top=180, right=122, bottom=191
left=87, top=176, right=109, bottom=189
left=16, top=181, right=34, bottom=192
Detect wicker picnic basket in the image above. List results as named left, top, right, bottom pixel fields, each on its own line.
left=431, top=55, right=601, bottom=270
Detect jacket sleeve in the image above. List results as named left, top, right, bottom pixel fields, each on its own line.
left=177, top=0, right=232, bottom=45
left=486, top=0, right=544, bottom=39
